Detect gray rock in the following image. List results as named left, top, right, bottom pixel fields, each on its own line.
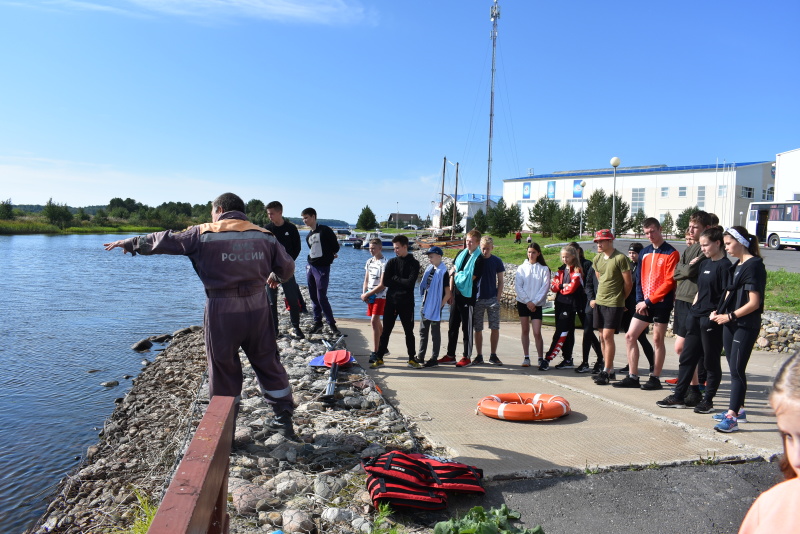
left=131, top=338, right=153, bottom=351
left=230, top=479, right=276, bottom=514
left=100, top=381, right=119, bottom=388
left=282, top=509, right=314, bottom=533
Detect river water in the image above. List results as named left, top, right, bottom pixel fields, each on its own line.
left=0, top=232, right=415, bottom=532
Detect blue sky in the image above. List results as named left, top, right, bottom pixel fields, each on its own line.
left=1, top=0, right=798, bottom=224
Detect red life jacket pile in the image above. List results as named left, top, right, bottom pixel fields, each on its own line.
left=361, top=450, right=485, bottom=510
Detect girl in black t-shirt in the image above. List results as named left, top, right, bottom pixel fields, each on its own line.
left=710, top=226, right=767, bottom=433
left=656, top=226, right=730, bottom=413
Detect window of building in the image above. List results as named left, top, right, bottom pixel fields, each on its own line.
left=741, top=186, right=754, bottom=199
left=678, top=187, right=687, bottom=197
left=660, top=187, right=669, bottom=198
left=762, top=186, right=774, bottom=201
left=718, top=185, right=727, bottom=197
left=697, top=186, right=705, bottom=209
left=631, top=188, right=645, bottom=215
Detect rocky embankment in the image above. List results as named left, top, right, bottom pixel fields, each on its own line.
left=28, top=289, right=440, bottom=534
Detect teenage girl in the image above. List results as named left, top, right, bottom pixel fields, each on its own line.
left=656, top=226, right=730, bottom=413
left=739, top=349, right=800, bottom=533
left=710, top=226, right=767, bottom=433
left=543, top=246, right=583, bottom=371
left=569, top=242, right=603, bottom=373
left=514, top=242, right=551, bottom=368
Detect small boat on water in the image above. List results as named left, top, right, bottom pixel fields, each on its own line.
left=334, top=228, right=365, bottom=247
left=362, top=231, right=416, bottom=250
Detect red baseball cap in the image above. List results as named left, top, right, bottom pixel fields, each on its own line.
left=593, top=229, right=614, bottom=242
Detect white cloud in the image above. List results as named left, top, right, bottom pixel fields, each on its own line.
left=11, top=0, right=374, bottom=24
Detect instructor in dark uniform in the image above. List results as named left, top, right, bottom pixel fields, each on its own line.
left=103, top=192, right=298, bottom=440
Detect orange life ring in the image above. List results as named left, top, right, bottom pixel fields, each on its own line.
left=476, top=393, right=570, bottom=421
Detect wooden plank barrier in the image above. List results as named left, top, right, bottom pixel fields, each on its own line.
left=148, top=395, right=235, bottom=534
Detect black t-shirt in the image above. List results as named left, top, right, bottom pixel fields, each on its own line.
left=691, top=257, right=730, bottom=317
left=383, top=254, right=421, bottom=302
left=718, top=256, right=767, bottom=330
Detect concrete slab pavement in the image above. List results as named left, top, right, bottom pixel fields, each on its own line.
left=336, top=318, right=785, bottom=478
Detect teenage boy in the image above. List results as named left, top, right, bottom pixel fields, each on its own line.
left=447, top=230, right=485, bottom=368
left=301, top=207, right=341, bottom=336
left=667, top=211, right=713, bottom=402
left=590, top=229, right=633, bottom=386
left=472, top=236, right=505, bottom=365
left=618, top=218, right=680, bottom=390
left=361, top=238, right=387, bottom=364
left=371, top=235, right=420, bottom=369
left=417, top=246, right=451, bottom=368
left=617, top=242, right=655, bottom=376
left=265, top=201, right=304, bottom=339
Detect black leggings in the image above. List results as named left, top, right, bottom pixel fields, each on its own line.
left=546, top=302, right=576, bottom=360
left=579, top=309, right=603, bottom=364
left=446, top=295, right=474, bottom=358
left=674, top=315, right=724, bottom=402
left=722, top=323, right=760, bottom=412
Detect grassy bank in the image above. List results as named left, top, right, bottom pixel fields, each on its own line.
left=442, top=233, right=800, bottom=315
left=0, top=220, right=164, bottom=235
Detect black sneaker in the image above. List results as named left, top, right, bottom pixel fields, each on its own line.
left=368, top=352, right=377, bottom=363
left=612, top=375, right=641, bottom=388
left=472, top=355, right=485, bottom=365
left=309, top=322, right=324, bottom=335
left=290, top=326, right=305, bottom=339
left=329, top=325, right=343, bottom=337
left=641, top=376, right=663, bottom=390
left=554, top=358, right=574, bottom=369
left=488, top=354, right=503, bottom=365
left=591, top=360, right=604, bottom=374
left=575, top=362, right=590, bottom=373
left=594, top=370, right=612, bottom=385
left=538, top=358, right=550, bottom=371
left=693, top=399, right=715, bottom=414
left=266, top=411, right=301, bottom=441
left=656, top=395, right=686, bottom=409
left=423, top=358, right=439, bottom=368
left=619, top=364, right=630, bottom=375
left=684, top=387, right=702, bottom=407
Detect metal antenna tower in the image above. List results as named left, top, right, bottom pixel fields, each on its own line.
left=486, top=0, right=500, bottom=214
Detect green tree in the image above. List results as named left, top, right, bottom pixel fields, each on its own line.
left=507, top=203, right=523, bottom=232
left=472, top=209, right=488, bottom=234
left=42, top=198, right=74, bottom=229
left=75, top=207, right=90, bottom=222
left=661, top=212, right=675, bottom=238
left=584, top=189, right=631, bottom=235
left=675, top=205, right=700, bottom=238
left=630, top=209, right=647, bottom=237
left=487, top=197, right=515, bottom=237
left=245, top=199, right=267, bottom=226
left=0, top=198, right=13, bottom=220
left=356, top=205, right=378, bottom=230
left=108, top=207, right=130, bottom=219
left=556, top=204, right=580, bottom=240
left=441, top=200, right=463, bottom=233
left=93, top=208, right=109, bottom=226
left=527, top=196, right=560, bottom=237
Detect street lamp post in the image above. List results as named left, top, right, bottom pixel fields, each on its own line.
left=579, top=180, right=587, bottom=237
left=739, top=211, right=743, bottom=226
left=610, top=157, right=620, bottom=235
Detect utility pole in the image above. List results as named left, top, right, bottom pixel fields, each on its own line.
left=486, top=0, right=500, bottom=214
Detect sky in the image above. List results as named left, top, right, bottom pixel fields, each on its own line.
left=1, top=0, right=798, bottom=224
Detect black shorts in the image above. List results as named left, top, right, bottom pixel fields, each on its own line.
left=593, top=304, right=624, bottom=332
left=672, top=300, right=691, bottom=337
left=633, top=304, right=674, bottom=325
left=517, top=302, right=543, bottom=320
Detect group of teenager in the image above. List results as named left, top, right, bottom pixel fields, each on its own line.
left=514, top=210, right=767, bottom=435
left=345, top=209, right=768, bottom=435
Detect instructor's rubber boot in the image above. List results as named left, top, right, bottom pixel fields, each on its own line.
left=266, top=410, right=301, bottom=442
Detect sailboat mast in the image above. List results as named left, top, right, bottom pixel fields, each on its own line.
left=439, top=156, right=446, bottom=230
left=486, top=0, right=500, bottom=214
left=452, top=162, right=459, bottom=239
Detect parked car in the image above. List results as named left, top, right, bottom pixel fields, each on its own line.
left=404, top=225, right=419, bottom=230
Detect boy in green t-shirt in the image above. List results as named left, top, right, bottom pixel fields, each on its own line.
left=590, top=229, right=632, bottom=385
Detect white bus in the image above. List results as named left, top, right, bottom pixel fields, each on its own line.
left=747, top=201, right=800, bottom=250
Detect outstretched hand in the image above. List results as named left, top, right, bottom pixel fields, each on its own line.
left=103, top=240, right=128, bottom=253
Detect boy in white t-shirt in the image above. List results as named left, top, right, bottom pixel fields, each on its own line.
left=360, top=238, right=387, bottom=363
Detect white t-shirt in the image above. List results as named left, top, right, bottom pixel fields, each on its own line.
left=365, top=256, right=388, bottom=298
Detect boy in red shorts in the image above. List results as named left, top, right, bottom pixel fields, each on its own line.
left=361, top=238, right=387, bottom=363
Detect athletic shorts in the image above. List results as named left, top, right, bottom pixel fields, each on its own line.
left=516, top=301, right=543, bottom=320
left=633, top=304, right=673, bottom=325
left=593, top=304, right=624, bottom=332
left=473, top=298, right=501, bottom=331
left=366, top=298, right=386, bottom=317
left=672, top=300, right=691, bottom=337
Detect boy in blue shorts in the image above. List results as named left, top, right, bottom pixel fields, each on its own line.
left=417, top=247, right=451, bottom=368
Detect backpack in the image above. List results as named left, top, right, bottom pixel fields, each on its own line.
left=361, top=451, right=485, bottom=510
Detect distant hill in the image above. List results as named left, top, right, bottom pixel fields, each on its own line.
left=11, top=204, right=106, bottom=215
left=286, top=217, right=351, bottom=228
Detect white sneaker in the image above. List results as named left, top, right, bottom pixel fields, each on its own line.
left=522, top=357, right=531, bottom=367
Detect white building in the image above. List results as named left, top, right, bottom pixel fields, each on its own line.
left=432, top=193, right=500, bottom=229
left=502, top=161, right=775, bottom=233
left=775, top=148, right=800, bottom=201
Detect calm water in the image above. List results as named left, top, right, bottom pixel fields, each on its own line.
left=0, top=232, right=403, bottom=532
